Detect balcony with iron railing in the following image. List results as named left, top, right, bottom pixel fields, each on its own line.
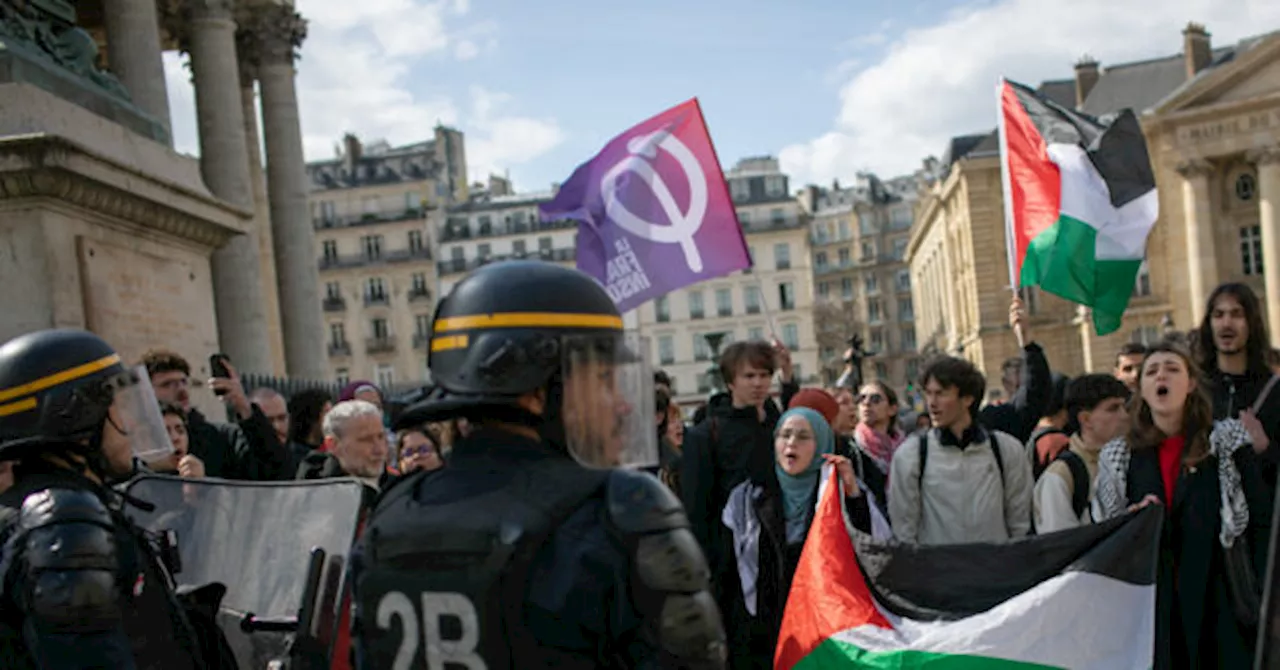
left=319, top=246, right=434, bottom=271
left=366, top=336, right=396, bottom=354
left=313, top=206, right=429, bottom=230
left=328, top=341, right=352, bottom=357
left=741, top=215, right=808, bottom=234
left=439, top=217, right=576, bottom=242
left=436, top=247, right=575, bottom=275
left=364, top=293, right=390, bottom=307
left=412, top=333, right=430, bottom=350
left=322, top=297, right=346, bottom=312
left=407, top=287, right=432, bottom=303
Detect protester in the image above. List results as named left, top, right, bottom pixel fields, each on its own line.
left=850, top=382, right=902, bottom=517
left=1114, top=342, right=1147, bottom=394
left=153, top=402, right=206, bottom=479
left=1095, top=342, right=1272, bottom=668
left=395, top=426, right=444, bottom=474
left=298, top=399, right=391, bottom=499
left=720, top=406, right=868, bottom=668
left=889, top=356, right=1033, bottom=545
left=288, top=388, right=332, bottom=451
left=978, top=297, right=1053, bottom=443
left=1195, top=283, right=1279, bottom=486
left=1032, top=374, right=1128, bottom=533
left=1026, top=373, right=1072, bottom=479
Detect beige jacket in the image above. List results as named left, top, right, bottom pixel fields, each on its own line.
left=1032, top=435, right=1100, bottom=534
left=888, top=427, right=1033, bottom=546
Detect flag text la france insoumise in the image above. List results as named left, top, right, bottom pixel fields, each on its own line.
left=604, top=237, right=653, bottom=303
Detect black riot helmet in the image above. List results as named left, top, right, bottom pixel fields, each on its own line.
left=398, top=261, right=658, bottom=468
left=0, top=329, right=172, bottom=469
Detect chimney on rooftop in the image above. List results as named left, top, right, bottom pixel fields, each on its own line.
left=1074, top=56, right=1100, bottom=108
left=342, top=133, right=362, bottom=171
left=1183, top=22, right=1212, bottom=79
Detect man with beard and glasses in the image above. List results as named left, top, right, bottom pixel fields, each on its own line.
left=1195, top=282, right=1280, bottom=485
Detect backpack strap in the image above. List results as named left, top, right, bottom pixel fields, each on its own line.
left=1252, top=374, right=1280, bottom=414
left=989, top=431, right=1006, bottom=486
left=916, top=430, right=930, bottom=492
left=1056, top=450, right=1091, bottom=520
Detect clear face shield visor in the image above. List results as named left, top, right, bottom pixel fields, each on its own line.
left=105, top=365, right=175, bottom=464
left=560, top=331, right=659, bottom=470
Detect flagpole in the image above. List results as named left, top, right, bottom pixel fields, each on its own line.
left=995, top=76, right=1026, bottom=348
left=753, top=275, right=781, bottom=340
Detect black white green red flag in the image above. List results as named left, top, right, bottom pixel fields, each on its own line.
left=774, top=469, right=1161, bottom=669
left=998, top=78, right=1159, bottom=336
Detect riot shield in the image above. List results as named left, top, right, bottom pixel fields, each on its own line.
left=123, top=475, right=365, bottom=670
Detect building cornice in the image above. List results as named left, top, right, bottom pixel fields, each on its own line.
left=0, top=133, right=251, bottom=248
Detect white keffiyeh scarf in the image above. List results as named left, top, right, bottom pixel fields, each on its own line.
left=1093, top=419, right=1251, bottom=547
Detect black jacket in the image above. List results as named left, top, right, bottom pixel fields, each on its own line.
left=979, top=342, right=1052, bottom=443
left=1209, top=368, right=1280, bottom=486
left=187, top=406, right=289, bottom=481
left=1125, top=444, right=1272, bottom=669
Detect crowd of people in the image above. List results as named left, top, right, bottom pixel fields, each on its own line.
left=1, top=263, right=1278, bottom=669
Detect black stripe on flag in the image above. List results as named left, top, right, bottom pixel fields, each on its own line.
left=1006, top=79, right=1156, bottom=209
left=856, top=506, right=1162, bottom=621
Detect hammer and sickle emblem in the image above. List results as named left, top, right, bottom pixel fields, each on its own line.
left=600, top=129, right=708, bottom=272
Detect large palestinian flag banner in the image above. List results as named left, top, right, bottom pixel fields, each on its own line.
left=998, top=78, right=1159, bottom=336
left=775, top=469, right=1161, bottom=669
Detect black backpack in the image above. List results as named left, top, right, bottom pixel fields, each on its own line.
left=1028, top=426, right=1070, bottom=480
left=1051, top=450, right=1091, bottom=521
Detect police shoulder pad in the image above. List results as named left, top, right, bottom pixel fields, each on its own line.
left=605, top=469, right=687, bottom=535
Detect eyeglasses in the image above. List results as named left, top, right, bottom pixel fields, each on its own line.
left=400, top=445, right=437, bottom=460
left=856, top=393, right=885, bottom=405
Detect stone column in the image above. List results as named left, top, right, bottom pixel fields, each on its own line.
left=171, top=0, right=273, bottom=373
left=242, top=7, right=328, bottom=379
left=1177, top=159, right=1218, bottom=325
left=238, top=56, right=287, bottom=375
left=103, top=0, right=172, bottom=141
left=1250, top=146, right=1280, bottom=346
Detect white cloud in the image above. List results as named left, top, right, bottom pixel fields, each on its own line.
left=781, top=0, right=1280, bottom=186
left=163, top=0, right=561, bottom=178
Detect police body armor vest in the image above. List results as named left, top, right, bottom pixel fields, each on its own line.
left=356, top=458, right=609, bottom=670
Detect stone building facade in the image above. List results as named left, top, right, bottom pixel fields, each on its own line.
left=1, top=0, right=329, bottom=418
left=306, top=131, right=464, bottom=388
left=909, top=23, right=1280, bottom=386
left=803, top=172, right=925, bottom=391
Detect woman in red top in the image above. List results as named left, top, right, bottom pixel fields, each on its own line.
left=1095, top=342, right=1272, bottom=669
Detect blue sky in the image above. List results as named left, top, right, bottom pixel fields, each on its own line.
left=164, top=0, right=1280, bottom=193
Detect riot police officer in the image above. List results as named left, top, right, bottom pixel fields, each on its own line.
left=0, top=329, right=222, bottom=669
left=351, top=261, right=726, bottom=669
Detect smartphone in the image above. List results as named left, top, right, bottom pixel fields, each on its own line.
left=209, top=353, right=231, bottom=396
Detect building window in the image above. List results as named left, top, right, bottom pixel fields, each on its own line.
left=815, top=251, right=828, bottom=270
left=1019, top=286, right=1040, bottom=315
left=322, top=240, right=338, bottom=262
left=818, top=281, right=830, bottom=298
left=748, top=326, right=765, bottom=341
left=698, top=372, right=712, bottom=393
left=716, top=288, right=732, bottom=317
left=891, top=206, right=912, bottom=229
left=870, top=329, right=884, bottom=351
left=320, top=201, right=336, bottom=223
left=375, top=364, right=394, bottom=388
left=774, top=243, right=791, bottom=270
left=770, top=208, right=785, bottom=223
left=838, top=247, right=850, bottom=266
left=1133, top=325, right=1161, bottom=345
left=868, top=300, right=882, bottom=324
left=450, top=246, right=464, bottom=260
left=689, top=291, right=705, bottom=319
left=858, top=213, right=876, bottom=236
left=744, top=285, right=761, bottom=314
left=538, top=236, right=552, bottom=251
left=745, top=246, right=755, bottom=274
left=405, top=191, right=417, bottom=211
left=864, top=274, right=879, bottom=294
left=838, top=220, right=850, bottom=241
left=336, top=367, right=350, bottom=387
left=478, top=243, right=491, bottom=258
left=779, top=282, right=795, bottom=310
left=1133, top=260, right=1152, bottom=297
left=766, top=176, right=785, bottom=197
left=906, top=358, right=920, bottom=382
left=729, top=179, right=748, bottom=202
left=874, top=362, right=888, bottom=380
left=656, top=296, right=671, bottom=322
left=362, top=235, right=383, bottom=260
left=329, top=323, right=346, bottom=345
left=411, top=272, right=428, bottom=293
left=860, top=241, right=875, bottom=261
left=325, top=281, right=341, bottom=300
left=371, top=318, right=390, bottom=340
left=902, top=327, right=917, bottom=351
left=658, top=335, right=675, bottom=365
left=1241, top=225, right=1264, bottom=276
left=898, top=297, right=914, bottom=321
left=365, top=277, right=387, bottom=302
left=414, top=314, right=431, bottom=337
left=478, top=215, right=492, bottom=234
left=513, top=239, right=527, bottom=255
left=694, top=334, right=710, bottom=362
left=1236, top=173, right=1257, bottom=202
left=896, top=269, right=911, bottom=292
left=892, top=238, right=908, bottom=260
left=408, top=230, right=424, bottom=253
left=841, top=277, right=854, bottom=300
left=782, top=323, right=800, bottom=351
left=738, top=210, right=751, bottom=224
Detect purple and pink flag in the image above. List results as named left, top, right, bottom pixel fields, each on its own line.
left=539, top=98, right=752, bottom=313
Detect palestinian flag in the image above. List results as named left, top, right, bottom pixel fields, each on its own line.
left=775, top=469, right=1161, bottom=669
left=998, top=78, right=1159, bottom=336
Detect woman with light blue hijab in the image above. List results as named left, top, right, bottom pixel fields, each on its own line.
left=720, top=406, right=871, bottom=666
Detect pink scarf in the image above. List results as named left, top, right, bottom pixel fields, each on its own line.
left=856, top=422, right=905, bottom=472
